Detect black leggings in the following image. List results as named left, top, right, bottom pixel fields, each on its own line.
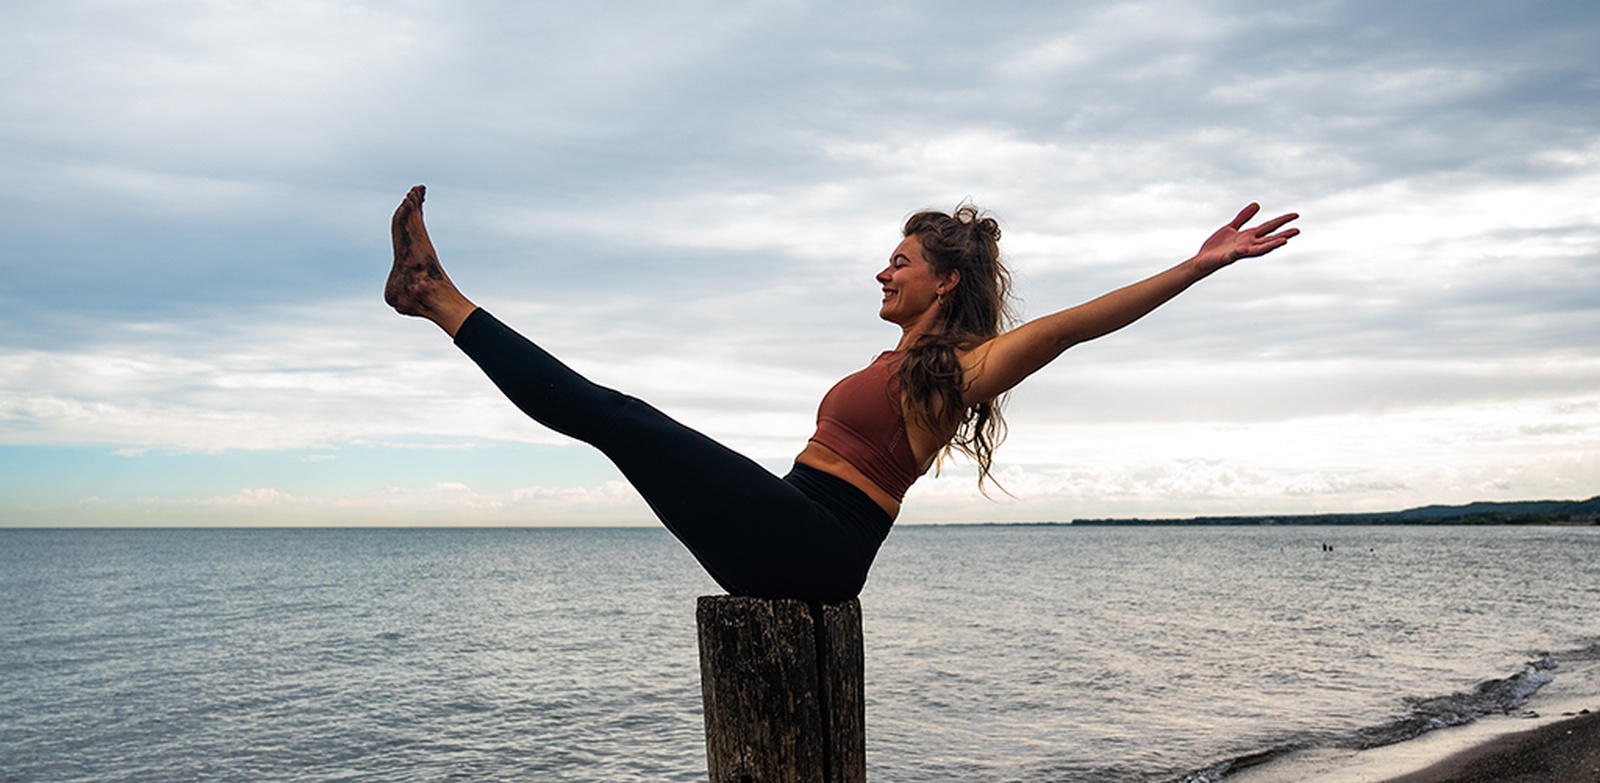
left=454, top=309, right=893, bottom=600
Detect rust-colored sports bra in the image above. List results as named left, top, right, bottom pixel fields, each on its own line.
left=808, top=351, right=923, bottom=502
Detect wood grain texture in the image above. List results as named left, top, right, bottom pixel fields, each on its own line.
left=697, top=596, right=864, bottom=783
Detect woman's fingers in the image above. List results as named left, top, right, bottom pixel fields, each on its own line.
left=1250, top=211, right=1300, bottom=237
left=1229, top=202, right=1262, bottom=229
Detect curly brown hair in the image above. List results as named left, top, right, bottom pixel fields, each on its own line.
left=897, top=203, right=1016, bottom=491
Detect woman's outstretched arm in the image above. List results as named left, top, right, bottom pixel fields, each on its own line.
left=958, top=203, right=1299, bottom=406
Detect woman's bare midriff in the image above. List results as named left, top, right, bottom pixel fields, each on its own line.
left=795, top=441, right=901, bottom=520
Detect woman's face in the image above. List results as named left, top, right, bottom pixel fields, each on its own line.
left=876, top=235, right=952, bottom=327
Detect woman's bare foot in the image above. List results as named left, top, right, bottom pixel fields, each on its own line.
left=386, top=185, right=475, bottom=336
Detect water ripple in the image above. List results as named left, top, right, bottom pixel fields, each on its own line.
left=1, top=525, right=1596, bottom=783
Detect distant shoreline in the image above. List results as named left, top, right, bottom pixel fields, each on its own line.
left=939, top=495, right=1600, bottom=527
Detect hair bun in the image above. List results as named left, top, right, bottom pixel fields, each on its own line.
left=953, top=203, right=1001, bottom=242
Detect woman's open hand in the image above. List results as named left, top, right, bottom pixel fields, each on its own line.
left=1193, top=203, right=1300, bottom=275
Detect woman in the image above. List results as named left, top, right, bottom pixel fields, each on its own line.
left=385, top=186, right=1298, bottom=600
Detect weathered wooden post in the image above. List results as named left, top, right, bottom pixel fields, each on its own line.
left=696, top=596, right=865, bottom=783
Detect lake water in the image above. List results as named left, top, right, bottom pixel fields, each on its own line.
left=2, top=525, right=1597, bottom=782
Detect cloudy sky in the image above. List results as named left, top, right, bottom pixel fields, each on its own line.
left=2, top=0, right=1596, bottom=527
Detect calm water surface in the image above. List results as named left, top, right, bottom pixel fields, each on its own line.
left=2, top=525, right=1596, bottom=782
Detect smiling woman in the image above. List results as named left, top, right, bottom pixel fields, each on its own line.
left=870, top=206, right=1012, bottom=494
left=385, top=184, right=1298, bottom=600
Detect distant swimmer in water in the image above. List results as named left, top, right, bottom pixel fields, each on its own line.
left=386, top=185, right=1298, bottom=600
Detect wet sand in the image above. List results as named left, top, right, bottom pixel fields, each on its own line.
left=1227, top=656, right=1600, bottom=783
left=1380, top=710, right=1600, bottom=783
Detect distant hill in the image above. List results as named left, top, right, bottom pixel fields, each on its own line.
left=1071, top=496, right=1600, bottom=526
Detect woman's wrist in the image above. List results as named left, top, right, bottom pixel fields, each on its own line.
left=1181, top=253, right=1224, bottom=281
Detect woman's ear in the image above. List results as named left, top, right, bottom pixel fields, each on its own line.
left=939, top=268, right=962, bottom=296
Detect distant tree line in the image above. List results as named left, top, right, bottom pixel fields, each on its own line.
left=1070, top=496, right=1600, bottom=526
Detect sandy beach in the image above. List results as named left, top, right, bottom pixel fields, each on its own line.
left=1226, top=656, right=1600, bottom=783
left=1380, top=711, right=1600, bottom=783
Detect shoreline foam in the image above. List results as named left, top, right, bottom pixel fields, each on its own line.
left=1221, top=651, right=1600, bottom=783
left=1381, top=711, right=1600, bottom=783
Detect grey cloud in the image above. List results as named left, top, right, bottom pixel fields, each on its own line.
left=2, top=0, right=1597, bottom=476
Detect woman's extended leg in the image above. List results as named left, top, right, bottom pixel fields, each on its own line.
left=386, top=187, right=887, bottom=599
left=452, top=310, right=886, bottom=599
